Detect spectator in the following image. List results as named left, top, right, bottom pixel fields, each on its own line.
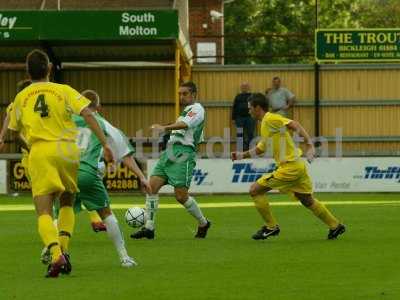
left=266, top=77, right=296, bottom=116
left=232, top=82, right=255, bottom=151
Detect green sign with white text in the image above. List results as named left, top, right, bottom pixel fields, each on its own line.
left=0, top=10, right=178, bottom=42
left=316, top=29, right=400, bottom=62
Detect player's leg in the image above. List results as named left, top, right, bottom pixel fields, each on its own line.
left=97, top=207, right=137, bottom=267
left=294, top=192, right=345, bottom=239
left=291, top=160, right=345, bottom=239
left=80, top=193, right=106, bottom=233
left=52, top=192, right=75, bottom=276
left=131, top=175, right=165, bottom=239
left=41, top=200, right=61, bottom=266
left=57, top=192, right=75, bottom=254
left=166, top=147, right=211, bottom=238
left=35, top=194, right=70, bottom=277
left=23, top=146, right=58, bottom=267
left=29, top=142, right=72, bottom=277
left=41, top=193, right=83, bottom=266
left=88, top=210, right=107, bottom=232
left=145, top=175, right=165, bottom=230
left=174, top=187, right=210, bottom=238
left=78, top=167, right=137, bottom=266
left=52, top=192, right=81, bottom=225
left=249, top=182, right=277, bottom=228
left=249, top=181, right=280, bottom=240
left=53, top=141, right=80, bottom=273
left=134, top=152, right=167, bottom=235
left=34, top=194, right=64, bottom=265
left=64, top=192, right=105, bottom=233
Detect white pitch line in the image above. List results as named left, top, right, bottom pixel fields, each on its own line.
left=1, top=200, right=400, bottom=212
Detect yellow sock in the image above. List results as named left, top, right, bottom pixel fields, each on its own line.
left=58, top=206, right=75, bottom=253
left=253, top=194, right=278, bottom=229
left=308, top=199, right=339, bottom=229
left=38, top=214, right=62, bottom=263
left=88, top=211, right=103, bottom=223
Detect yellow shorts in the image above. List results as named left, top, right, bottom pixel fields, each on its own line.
left=256, top=160, right=313, bottom=194
left=29, top=141, right=80, bottom=197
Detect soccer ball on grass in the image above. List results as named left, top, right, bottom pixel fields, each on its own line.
left=125, top=207, right=146, bottom=228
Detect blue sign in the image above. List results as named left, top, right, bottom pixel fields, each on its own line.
left=192, top=169, right=209, bottom=185
left=232, top=163, right=276, bottom=183
left=364, top=166, right=400, bottom=182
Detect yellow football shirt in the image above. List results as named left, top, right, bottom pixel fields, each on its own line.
left=8, top=82, right=90, bottom=146
left=6, top=103, right=13, bottom=114
left=257, top=112, right=302, bottom=165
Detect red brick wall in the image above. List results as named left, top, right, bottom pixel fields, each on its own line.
left=189, top=0, right=223, bottom=64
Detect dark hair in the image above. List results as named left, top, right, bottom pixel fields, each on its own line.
left=248, top=93, right=269, bottom=111
left=180, top=81, right=197, bottom=95
left=82, top=90, right=100, bottom=109
left=26, top=49, right=49, bottom=80
left=272, top=76, right=280, bottom=81
left=16, top=79, right=31, bottom=92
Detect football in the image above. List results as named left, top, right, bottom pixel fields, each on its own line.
left=125, top=207, right=146, bottom=228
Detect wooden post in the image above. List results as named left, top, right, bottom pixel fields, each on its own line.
left=175, top=46, right=181, bottom=118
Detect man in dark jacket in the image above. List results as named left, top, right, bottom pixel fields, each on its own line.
left=232, top=82, right=255, bottom=151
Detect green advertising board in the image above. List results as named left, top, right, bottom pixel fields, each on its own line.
left=0, top=10, right=178, bottom=42
left=316, top=29, right=400, bottom=62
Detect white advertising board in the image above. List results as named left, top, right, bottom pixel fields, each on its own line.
left=196, top=42, right=217, bottom=63
left=147, top=158, right=400, bottom=193
left=0, top=160, right=7, bottom=194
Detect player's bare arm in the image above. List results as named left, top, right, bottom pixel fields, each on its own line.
left=80, top=107, right=115, bottom=163
left=122, top=155, right=152, bottom=194
left=0, top=113, right=10, bottom=150
left=1, top=113, right=28, bottom=151
left=151, top=121, right=188, bottom=132
left=8, top=129, right=29, bottom=151
left=231, top=146, right=264, bottom=161
left=286, top=120, right=315, bottom=162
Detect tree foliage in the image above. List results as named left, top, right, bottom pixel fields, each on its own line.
left=224, top=0, right=400, bottom=64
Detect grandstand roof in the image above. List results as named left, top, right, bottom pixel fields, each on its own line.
left=0, top=6, right=192, bottom=65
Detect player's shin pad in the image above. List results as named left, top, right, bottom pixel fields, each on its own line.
left=58, top=206, right=75, bottom=252
left=145, top=194, right=159, bottom=230
left=253, top=195, right=278, bottom=229
left=38, top=214, right=62, bottom=262
left=308, top=199, right=339, bottom=229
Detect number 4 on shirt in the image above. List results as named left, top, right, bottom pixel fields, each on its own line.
left=34, top=94, right=49, bottom=117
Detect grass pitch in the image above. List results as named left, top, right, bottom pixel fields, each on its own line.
left=0, top=193, right=399, bottom=300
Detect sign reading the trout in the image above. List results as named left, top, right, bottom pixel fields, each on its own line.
left=316, top=29, right=400, bottom=62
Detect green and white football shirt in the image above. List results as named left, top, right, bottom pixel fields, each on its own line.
left=74, top=113, right=134, bottom=172
left=168, top=102, right=205, bottom=150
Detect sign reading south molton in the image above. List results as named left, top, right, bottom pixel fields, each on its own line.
left=0, top=10, right=178, bottom=42
left=316, top=29, right=400, bottom=62
left=120, top=12, right=158, bottom=36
